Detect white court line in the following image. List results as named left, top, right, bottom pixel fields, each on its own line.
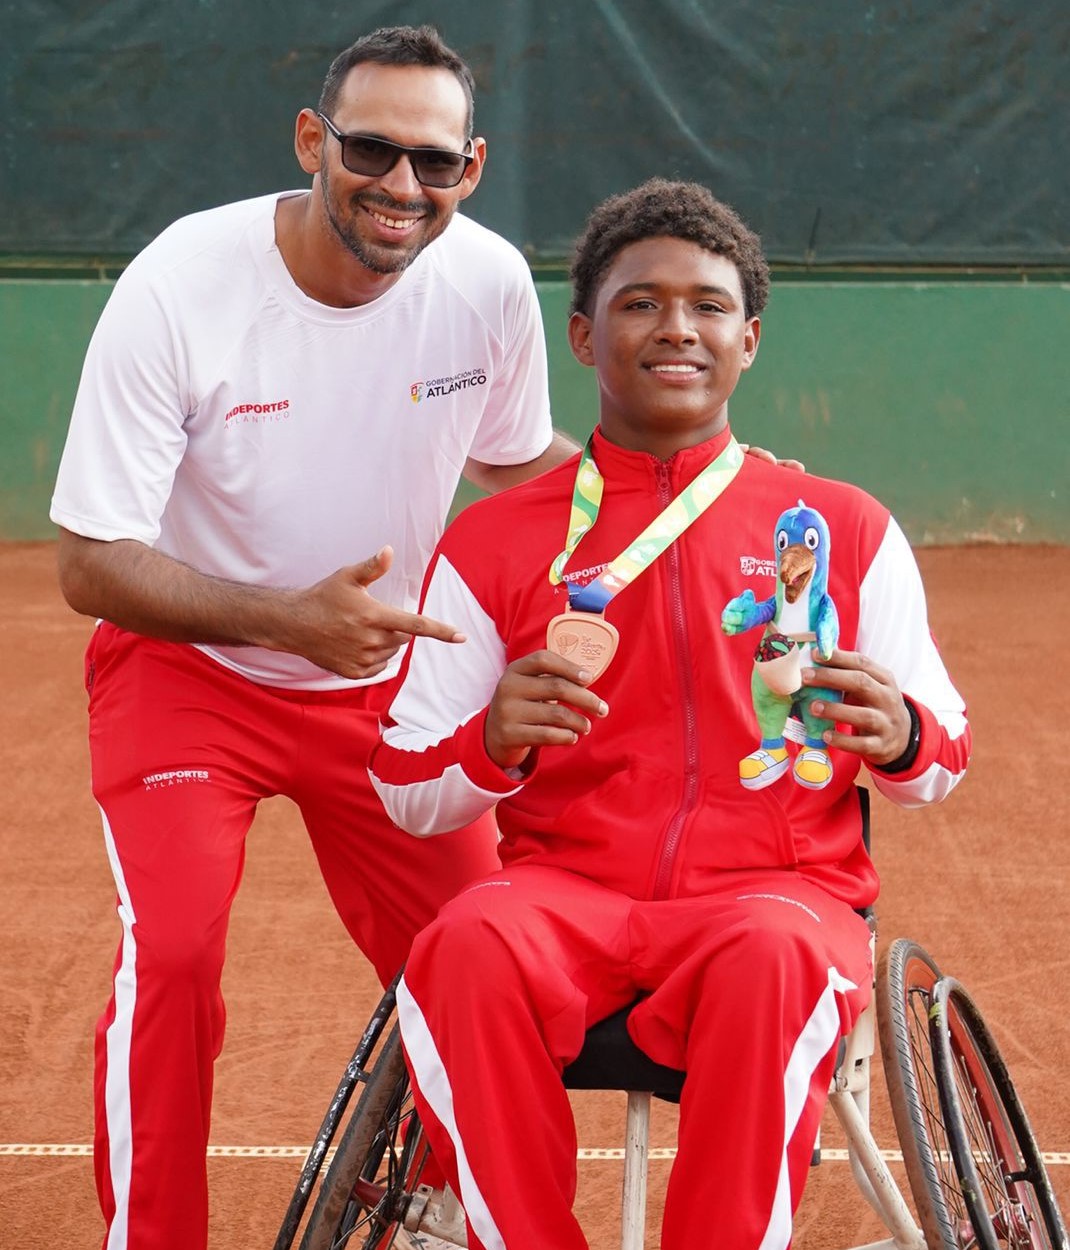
left=3, top=1143, right=1070, bottom=1164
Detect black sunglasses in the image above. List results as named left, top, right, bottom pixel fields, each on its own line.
left=317, top=113, right=474, bottom=189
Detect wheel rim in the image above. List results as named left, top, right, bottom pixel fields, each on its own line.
left=933, top=978, right=1058, bottom=1250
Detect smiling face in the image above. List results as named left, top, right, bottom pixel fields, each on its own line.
left=297, top=62, right=484, bottom=277
left=567, top=236, right=761, bottom=459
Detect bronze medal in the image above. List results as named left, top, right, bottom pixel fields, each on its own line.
left=546, top=610, right=620, bottom=680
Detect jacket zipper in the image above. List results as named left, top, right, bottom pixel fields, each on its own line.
left=652, top=460, right=701, bottom=900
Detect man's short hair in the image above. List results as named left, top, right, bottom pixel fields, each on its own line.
left=319, top=25, right=476, bottom=138
left=570, top=178, right=770, bottom=320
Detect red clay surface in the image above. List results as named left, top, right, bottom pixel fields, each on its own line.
left=2, top=540, right=1067, bottom=1249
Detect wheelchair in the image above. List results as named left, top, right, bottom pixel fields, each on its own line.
left=273, top=843, right=1066, bottom=1250
left=273, top=934, right=1066, bottom=1250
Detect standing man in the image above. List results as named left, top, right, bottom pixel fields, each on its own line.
left=50, top=25, right=572, bottom=1250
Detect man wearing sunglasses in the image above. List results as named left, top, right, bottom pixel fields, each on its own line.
left=50, top=24, right=573, bottom=1250
left=51, top=21, right=794, bottom=1250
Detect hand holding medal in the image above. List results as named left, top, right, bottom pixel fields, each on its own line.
left=484, top=651, right=610, bottom=772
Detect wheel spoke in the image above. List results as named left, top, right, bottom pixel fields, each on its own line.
left=948, top=1045, right=1039, bottom=1249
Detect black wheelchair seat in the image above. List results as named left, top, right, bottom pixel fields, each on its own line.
left=562, top=1004, right=685, bottom=1104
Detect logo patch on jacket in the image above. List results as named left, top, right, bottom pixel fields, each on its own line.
left=739, top=555, right=777, bottom=577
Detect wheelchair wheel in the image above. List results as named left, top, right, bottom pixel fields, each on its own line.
left=878, top=939, right=964, bottom=1248
left=929, top=976, right=1067, bottom=1250
left=275, top=980, right=402, bottom=1250
left=300, top=1023, right=431, bottom=1250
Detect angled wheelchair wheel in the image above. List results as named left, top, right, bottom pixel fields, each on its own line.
left=299, top=1023, right=432, bottom=1250
left=878, top=938, right=965, bottom=1249
left=929, top=976, right=1067, bottom=1250
left=275, top=978, right=402, bottom=1250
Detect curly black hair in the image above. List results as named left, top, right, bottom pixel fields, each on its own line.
left=319, top=25, right=476, bottom=138
left=570, top=178, right=769, bottom=319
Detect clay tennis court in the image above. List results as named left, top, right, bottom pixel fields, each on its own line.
left=3, top=539, right=1067, bottom=1248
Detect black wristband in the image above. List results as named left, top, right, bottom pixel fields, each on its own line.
left=873, top=698, right=921, bottom=775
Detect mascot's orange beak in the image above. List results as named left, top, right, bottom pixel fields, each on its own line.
left=780, top=545, right=815, bottom=604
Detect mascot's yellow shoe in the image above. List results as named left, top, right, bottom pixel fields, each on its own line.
left=739, top=746, right=789, bottom=790
left=793, top=748, right=833, bottom=790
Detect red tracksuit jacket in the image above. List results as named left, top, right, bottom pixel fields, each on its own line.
left=370, top=424, right=970, bottom=904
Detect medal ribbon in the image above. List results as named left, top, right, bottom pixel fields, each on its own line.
left=549, top=435, right=745, bottom=612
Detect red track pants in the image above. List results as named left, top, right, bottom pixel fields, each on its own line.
left=85, top=623, right=499, bottom=1250
left=398, top=864, right=872, bottom=1250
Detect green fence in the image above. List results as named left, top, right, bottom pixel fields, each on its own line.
left=2, top=274, right=1066, bottom=545
left=5, top=2, right=1067, bottom=266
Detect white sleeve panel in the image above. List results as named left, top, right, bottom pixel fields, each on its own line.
left=870, top=748, right=962, bottom=809
left=387, top=554, right=508, bottom=747
left=856, top=517, right=969, bottom=807
left=466, top=265, right=552, bottom=466
left=50, top=269, right=189, bottom=544
left=372, top=554, right=521, bottom=834
left=370, top=760, right=512, bottom=838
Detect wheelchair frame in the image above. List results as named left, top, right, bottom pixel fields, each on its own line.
left=274, top=937, right=1067, bottom=1250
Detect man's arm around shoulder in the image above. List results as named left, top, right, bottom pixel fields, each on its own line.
left=464, top=429, right=579, bottom=494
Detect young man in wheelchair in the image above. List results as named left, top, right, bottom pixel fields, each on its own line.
left=368, top=179, right=971, bottom=1250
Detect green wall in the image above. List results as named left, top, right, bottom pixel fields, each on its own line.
left=530, top=278, right=1069, bottom=545
left=0, top=281, right=112, bottom=540
left=2, top=277, right=1067, bottom=544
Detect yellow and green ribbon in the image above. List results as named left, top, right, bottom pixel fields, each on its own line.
left=550, top=435, right=744, bottom=613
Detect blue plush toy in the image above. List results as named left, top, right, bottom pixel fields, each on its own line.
left=721, top=501, right=839, bottom=791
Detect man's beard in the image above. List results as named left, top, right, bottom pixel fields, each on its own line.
left=321, top=165, right=447, bottom=275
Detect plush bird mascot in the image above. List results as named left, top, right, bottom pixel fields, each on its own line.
left=721, top=502, right=839, bottom=791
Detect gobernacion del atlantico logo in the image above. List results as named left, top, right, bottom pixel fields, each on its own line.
left=410, top=366, right=488, bottom=403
